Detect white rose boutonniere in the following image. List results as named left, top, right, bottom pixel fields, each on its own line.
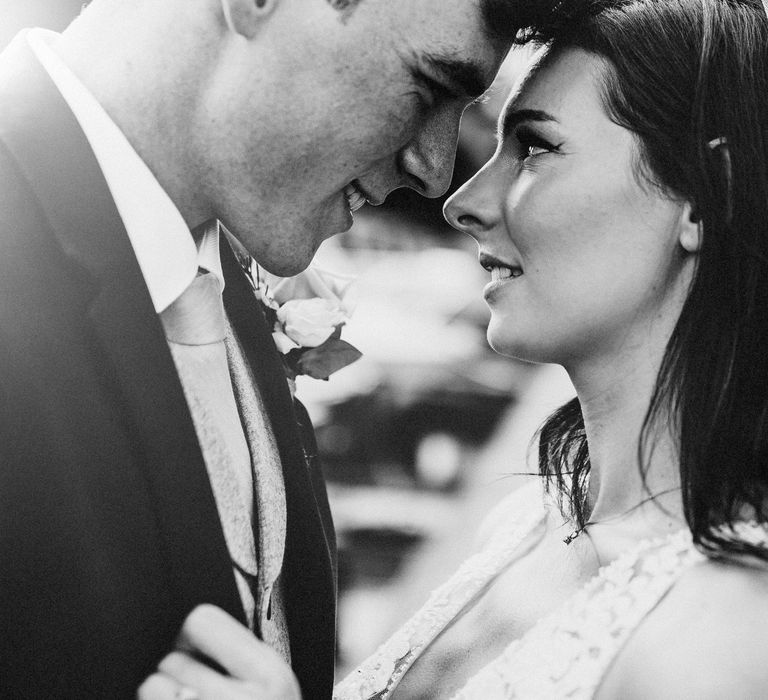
left=276, top=298, right=348, bottom=348
left=236, top=249, right=362, bottom=384
left=268, top=266, right=362, bottom=382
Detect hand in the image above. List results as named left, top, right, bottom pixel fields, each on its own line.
left=137, top=604, right=301, bottom=699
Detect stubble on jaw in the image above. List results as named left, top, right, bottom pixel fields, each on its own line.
left=327, top=0, right=361, bottom=23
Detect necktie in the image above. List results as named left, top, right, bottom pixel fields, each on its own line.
left=160, top=271, right=260, bottom=623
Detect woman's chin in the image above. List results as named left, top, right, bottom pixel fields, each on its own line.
left=486, top=319, right=525, bottom=357
left=487, top=331, right=528, bottom=361
left=486, top=326, right=558, bottom=366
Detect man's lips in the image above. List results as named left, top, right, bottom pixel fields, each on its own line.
left=344, top=180, right=385, bottom=211
left=344, top=181, right=367, bottom=212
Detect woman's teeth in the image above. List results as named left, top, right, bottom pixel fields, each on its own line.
left=344, top=182, right=367, bottom=212
left=491, top=266, right=522, bottom=281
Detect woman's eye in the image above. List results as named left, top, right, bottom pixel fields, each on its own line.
left=514, top=129, right=556, bottom=160
left=526, top=144, right=550, bottom=157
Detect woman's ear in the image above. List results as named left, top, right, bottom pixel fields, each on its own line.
left=220, top=0, right=278, bottom=39
left=679, top=201, right=702, bottom=253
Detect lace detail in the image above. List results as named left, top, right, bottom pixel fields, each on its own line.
left=451, top=529, right=705, bottom=699
left=334, top=483, right=547, bottom=700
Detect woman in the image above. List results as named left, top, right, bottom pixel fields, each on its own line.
left=335, top=0, right=768, bottom=697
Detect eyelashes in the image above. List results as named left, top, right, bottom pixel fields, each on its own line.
left=512, top=125, right=561, bottom=160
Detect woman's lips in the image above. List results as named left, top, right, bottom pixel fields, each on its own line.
left=490, top=265, right=523, bottom=281
left=478, top=252, right=523, bottom=301
left=479, top=252, right=523, bottom=281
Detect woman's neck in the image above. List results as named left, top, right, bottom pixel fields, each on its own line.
left=567, top=352, right=685, bottom=540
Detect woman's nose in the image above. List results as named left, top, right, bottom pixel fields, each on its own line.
left=444, top=184, right=494, bottom=240
left=449, top=211, right=485, bottom=231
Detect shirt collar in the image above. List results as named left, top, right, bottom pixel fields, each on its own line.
left=25, top=28, right=224, bottom=312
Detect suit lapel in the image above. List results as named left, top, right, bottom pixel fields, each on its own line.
left=0, top=41, right=245, bottom=626
left=220, top=238, right=337, bottom=692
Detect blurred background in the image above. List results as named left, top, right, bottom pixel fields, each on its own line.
left=0, top=1, right=576, bottom=681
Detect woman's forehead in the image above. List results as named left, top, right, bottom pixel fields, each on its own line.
left=499, top=46, right=608, bottom=129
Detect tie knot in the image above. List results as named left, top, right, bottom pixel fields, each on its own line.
left=160, top=271, right=226, bottom=345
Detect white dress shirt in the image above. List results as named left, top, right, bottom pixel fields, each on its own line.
left=26, top=28, right=223, bottom=307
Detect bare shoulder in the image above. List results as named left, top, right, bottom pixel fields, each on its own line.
left=596, top=557, right=768, bottom=699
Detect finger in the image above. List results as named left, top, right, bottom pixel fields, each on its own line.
left=159, top=651, right=248, bottom=700
left=137, top=671, right=198, bottom=700
left=176, top=605, right=284, bottom=680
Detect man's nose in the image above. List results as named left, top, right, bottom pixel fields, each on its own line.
left=399, top=111, right=461, bottom=198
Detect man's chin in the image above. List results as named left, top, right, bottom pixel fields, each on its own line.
left=255, top=242, right=319, bottom=278
left=237, top=215, right=340, bottom=278
left=259, top=258, right=312, bottom=278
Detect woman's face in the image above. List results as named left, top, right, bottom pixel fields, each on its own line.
left=444, top=47, right=697, bottom=369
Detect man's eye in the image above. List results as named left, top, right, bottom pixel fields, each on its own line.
left=418, top=74, right=453, bottom=105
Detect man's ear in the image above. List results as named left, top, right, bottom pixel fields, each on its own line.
left=679, top=201, right=702, bottom=253
left=220, top=0, right=278, bottom=39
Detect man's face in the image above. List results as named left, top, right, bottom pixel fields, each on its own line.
left=193, top=0, right=509, bottom=275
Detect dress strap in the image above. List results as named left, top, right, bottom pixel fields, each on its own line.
left=334, top=482, right=547, bottom=700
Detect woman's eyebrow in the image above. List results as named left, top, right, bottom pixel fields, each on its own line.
left=498, top=107, right=559, bottom=140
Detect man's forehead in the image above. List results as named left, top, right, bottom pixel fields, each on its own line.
left=333, top=0, right=511, bottom=95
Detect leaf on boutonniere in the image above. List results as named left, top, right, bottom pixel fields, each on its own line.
left=296, top=338, right=363, bottom=380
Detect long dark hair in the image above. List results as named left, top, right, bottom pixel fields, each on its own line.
left=512, top=0, right=768, bottom=559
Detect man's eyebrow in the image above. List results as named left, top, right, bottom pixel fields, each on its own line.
left=498, top=108, right=559, bottom=139
left=422, top=54, right=490, bottom=99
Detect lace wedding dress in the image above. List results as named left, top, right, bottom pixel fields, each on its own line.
left=334, top=482, right=768, bottom=699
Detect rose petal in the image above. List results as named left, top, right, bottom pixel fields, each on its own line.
left=270, top=266, right=357, bottom=313
left=278, top=298, right=347, bottom=347
left=296, top=339, right=363, bottom=379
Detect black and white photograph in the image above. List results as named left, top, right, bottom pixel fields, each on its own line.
left=1, top=1, right=768, bottom=698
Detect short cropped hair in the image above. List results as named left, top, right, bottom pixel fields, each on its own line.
left=479, top=0, right=553, bottom=39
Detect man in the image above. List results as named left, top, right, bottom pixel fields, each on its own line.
left=0, top=0, right=515, bottom=697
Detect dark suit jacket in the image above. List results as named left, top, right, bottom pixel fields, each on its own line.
left=0, top=39, right=336, bottom=699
